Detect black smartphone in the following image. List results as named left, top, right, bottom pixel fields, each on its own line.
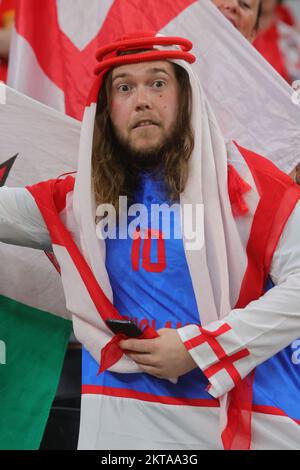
left=106, top=319, right=143, bottom=338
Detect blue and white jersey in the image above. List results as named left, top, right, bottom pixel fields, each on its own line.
left=83, top=172, right=215, bottom=405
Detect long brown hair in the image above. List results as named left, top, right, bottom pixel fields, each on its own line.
left=92, top=62, right=194, bottom=210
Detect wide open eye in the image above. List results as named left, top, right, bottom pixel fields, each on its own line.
left=152, top=80, right=166, bottom=89
left=117, top=84, right=131, bottom=93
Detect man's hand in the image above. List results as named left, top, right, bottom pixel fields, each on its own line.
left=119, top=328, right=198, bottom=380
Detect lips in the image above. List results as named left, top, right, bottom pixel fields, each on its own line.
left=226, top=16, right=238, bottom=29
left=132, top=119, right=159, bottom=129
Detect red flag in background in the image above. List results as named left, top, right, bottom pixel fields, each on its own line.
left=8, top=0, right=194, bottom=120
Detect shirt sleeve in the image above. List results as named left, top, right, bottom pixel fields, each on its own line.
left=177, top=200, right=300, bottom=398
left=0, top=186, right=51, bottom=250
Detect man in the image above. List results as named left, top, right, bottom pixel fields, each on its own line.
left=0, top=32, right=300, bottom=450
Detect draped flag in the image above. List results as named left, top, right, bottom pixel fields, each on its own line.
left=8, top=0, right=300, bottom=174
left=0, top=86, right=81, bottom=449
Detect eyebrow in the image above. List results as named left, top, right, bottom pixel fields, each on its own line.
left=112, top=67, right=171, bottom=83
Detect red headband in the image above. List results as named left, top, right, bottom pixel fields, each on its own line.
left=94, top=31, right=196, bottom=76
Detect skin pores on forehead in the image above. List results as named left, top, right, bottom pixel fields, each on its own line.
left=211, top=0, right=261, bottom=42
left=109, top=60, right=180, bottom=155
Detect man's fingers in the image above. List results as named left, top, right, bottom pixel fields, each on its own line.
left=126, top=352, right=156, bottom=366
left=119, top=338, right=156, bottom=353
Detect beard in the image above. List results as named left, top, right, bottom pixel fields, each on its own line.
left=111, top=120, right=179, bottom=173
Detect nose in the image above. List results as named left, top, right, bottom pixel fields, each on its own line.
left=134, top=85, right=152, bottom=111
left=223, top=0, right=239, bottom=13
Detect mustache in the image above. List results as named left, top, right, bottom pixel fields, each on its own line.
left=130, top=117, right=162, bottom=130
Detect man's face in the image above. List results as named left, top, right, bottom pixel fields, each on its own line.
left=109, top=60, right=179, bottom=156
left=212, top=0, right=261, bottom=43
